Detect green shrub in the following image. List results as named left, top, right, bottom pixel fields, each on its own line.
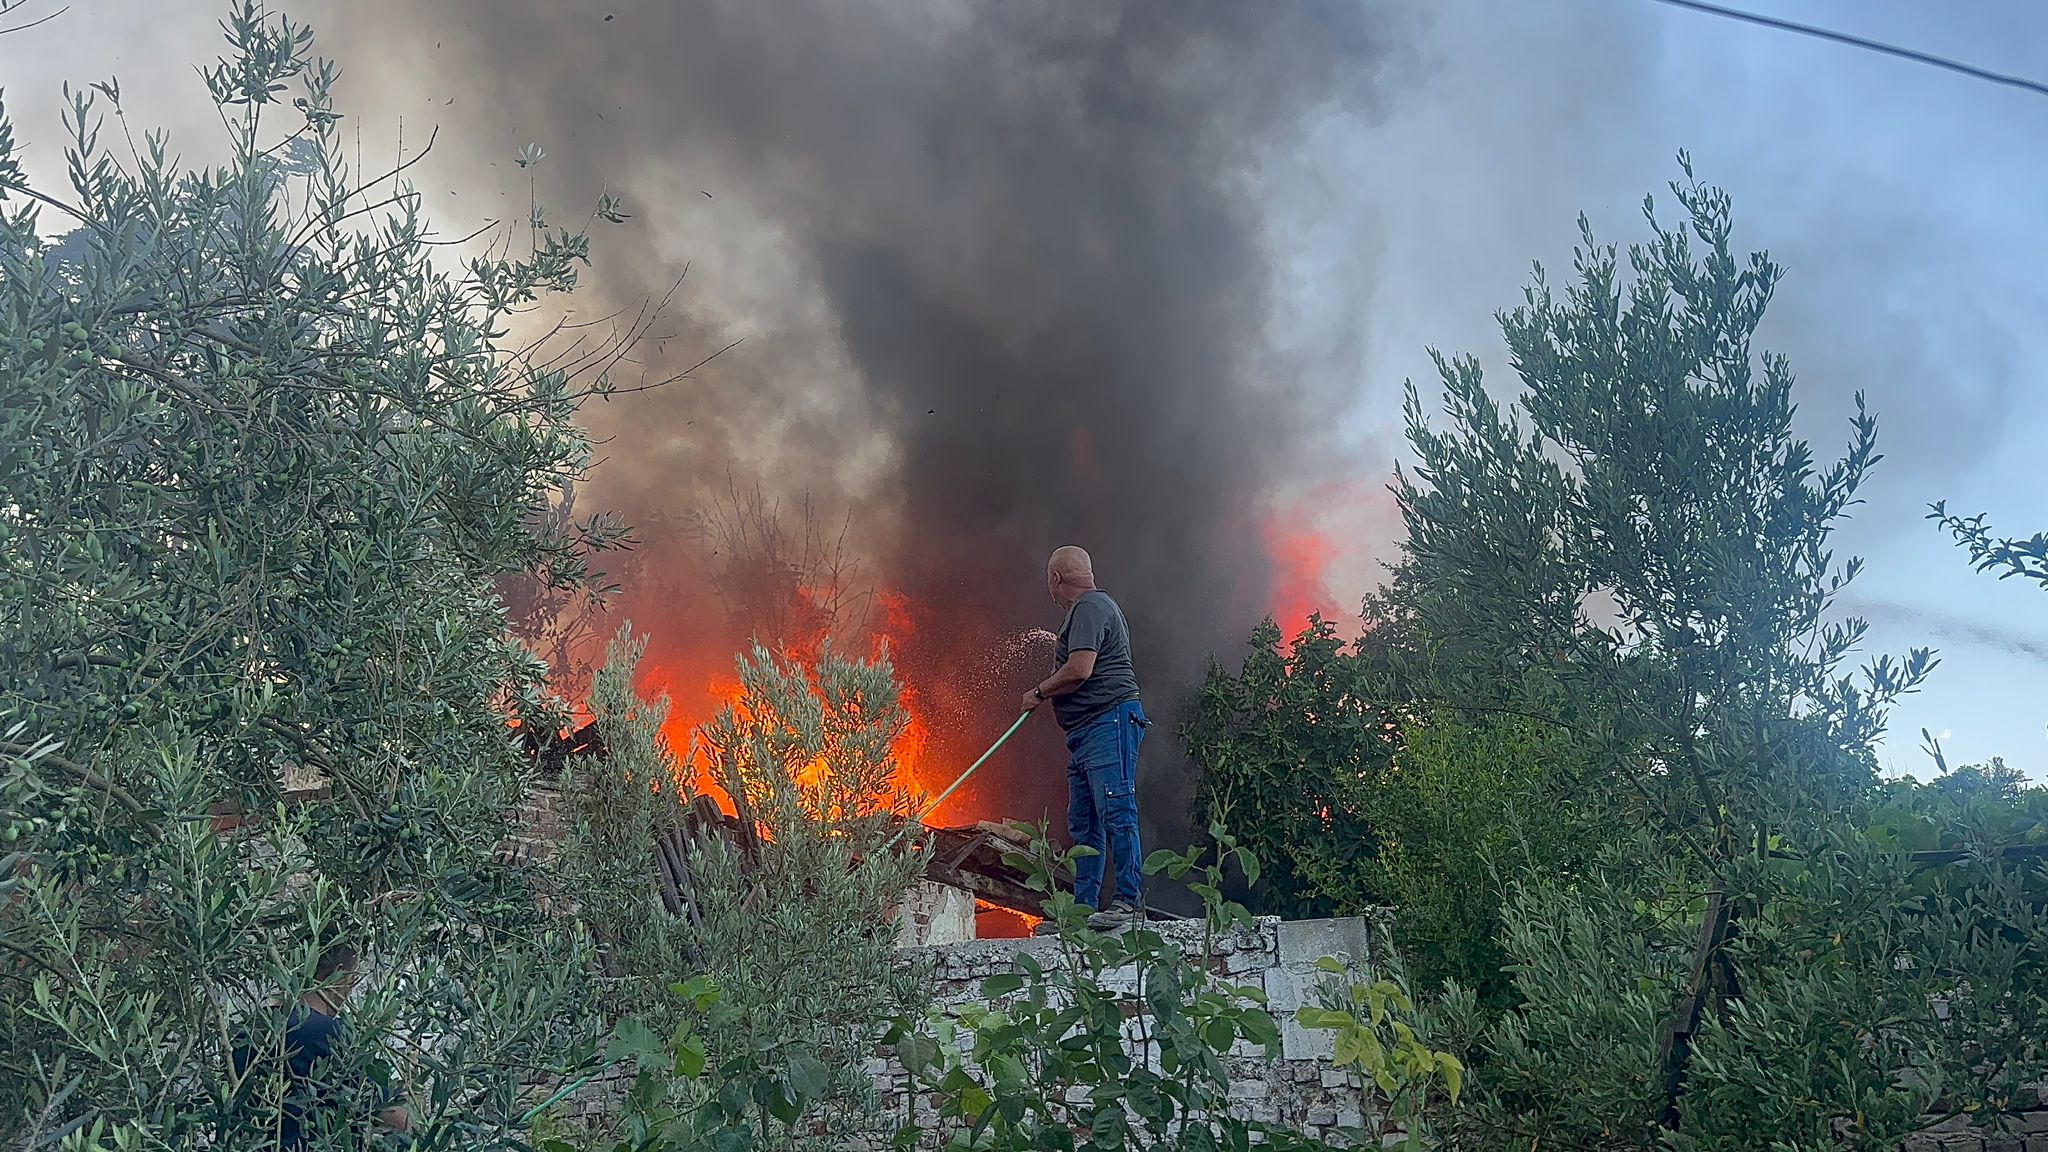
left=1, top=3, right=632, bottom=1144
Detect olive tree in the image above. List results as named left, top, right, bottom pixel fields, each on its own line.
left=1929, top=503, right=2048, bottom=591
left=679, top=641, right=930, bottom=1148
left=555, top=636, right=928, bottom=1151
left=1, top=4, right=651, bottom=1145
left=1379, top=161, right=2047, bottom=1150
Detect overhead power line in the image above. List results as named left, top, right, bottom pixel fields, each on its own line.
left=1646, top=0, right=2048, bottom=101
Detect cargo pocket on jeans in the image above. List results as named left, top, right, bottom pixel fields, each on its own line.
left=1091, top=763, right=1133, bottom=802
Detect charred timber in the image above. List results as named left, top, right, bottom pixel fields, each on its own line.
left=640, top=804, right=1050, bottom=921
left=523, top=720, right=605, bottom=778
left=895, top=820, right=1051, bottom=920
left=523, top=731, right=1051, bottom=919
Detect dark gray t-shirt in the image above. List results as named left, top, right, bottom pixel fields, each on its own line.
left=1053, top=590, right=1140, bottom=731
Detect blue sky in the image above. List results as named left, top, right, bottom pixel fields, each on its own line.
left=1277, top=0, right=2048, bottom=781
left=4, top=0, right=2043, bottom=780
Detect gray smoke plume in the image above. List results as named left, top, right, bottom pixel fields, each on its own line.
left=4, top=0, right=2034, bottom=829
left=1844, top=596, right=2048, bottom=666
left=318, top=0, right=1395, bottom=855
left=302, top=0, right=2048, bottom=826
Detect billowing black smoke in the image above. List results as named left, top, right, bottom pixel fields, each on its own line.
left=328, top=1, right=1387, bottom=858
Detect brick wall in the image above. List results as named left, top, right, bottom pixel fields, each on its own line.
left=509, top=779, right=567, bottom=864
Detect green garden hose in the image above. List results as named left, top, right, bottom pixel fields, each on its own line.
left=884, top=709, right=1033, bottom=851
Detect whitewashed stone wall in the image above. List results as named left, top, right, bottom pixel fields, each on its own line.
left=891, top=881, right=978, bottom=948
left=1905, top=1112, right=2048, bottom=1152
left=545, top=904, right=2047, bottom=1150
left=867, top=915, right=1386, bottom=1145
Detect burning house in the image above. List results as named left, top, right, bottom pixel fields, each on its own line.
left=521, top=715, right=1056, bottom=944
left=324, top=0, right=1399, bottom=895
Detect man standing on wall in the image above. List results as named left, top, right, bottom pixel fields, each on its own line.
left=1023, top=545, right=1149, bottom=931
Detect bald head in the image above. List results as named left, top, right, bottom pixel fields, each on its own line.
left=1049, top=546, right=1093, bottom=580
left=1047, top=546, right=1096, bottom=607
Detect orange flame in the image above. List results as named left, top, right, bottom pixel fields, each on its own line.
left=975, top=900, right=1039, bottom=939
left=616, top=586, right=945, bottom=820
left=1261, top=513, right=1342, bottom=644
left=1260, top=480, right=1394, bottom=645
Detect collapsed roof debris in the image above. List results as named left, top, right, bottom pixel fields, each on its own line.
left=522, top=724, right=1049, bottom=921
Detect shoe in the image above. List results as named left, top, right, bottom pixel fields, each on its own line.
left=1086, top=900, right=1142, bottom=932
left=1032, top=905, right=1086, bottom=937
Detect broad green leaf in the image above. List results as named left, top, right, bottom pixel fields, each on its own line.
left=1294, top=1007, right=1353, bottom=1031
left=765, top=1079, right=802, bottom=1124
left=788, top=1053, right=829, bottom=1101
left=981, top=973, right=1025, bottom=998
left=604, top=1017, right=665, bottom=1069
left=1437, top=1052, right=1464, bottom=1103
left=673, top=1036, right=708, bottom=1080
left=1238, top=1009, right=1280, bottom=1050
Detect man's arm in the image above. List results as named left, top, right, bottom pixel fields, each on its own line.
left=1028, top=649, right=1097, bottom=707
left=1025, top=597, right=1110, bottom=713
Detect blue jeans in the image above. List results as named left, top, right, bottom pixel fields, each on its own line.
left=1066, top=699, right=1146, bottom=908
